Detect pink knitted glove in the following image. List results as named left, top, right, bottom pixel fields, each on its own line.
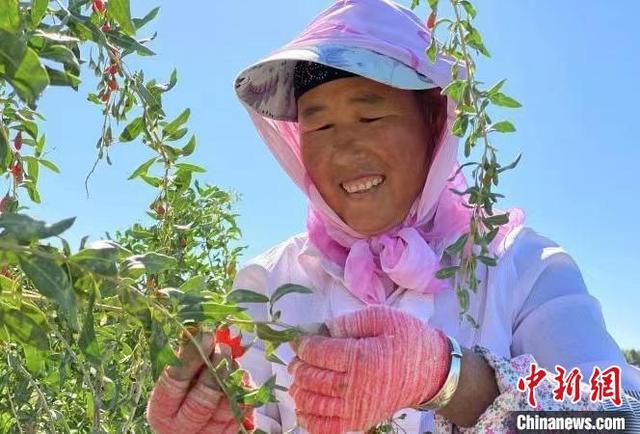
left=146, top=328, right=256, bottom=434
left=287, top=305, right=451, bottom=433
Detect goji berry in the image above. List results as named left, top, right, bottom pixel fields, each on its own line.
left=100, top=90, right=111, bottom=102
left=242, top=414, right=255, bottom=431
left=105, top=63, right=119, bottom=75
left=10, top=163, right=23, bottom=182
left=108, top=79, right=118, bottom=91
left=215, top=326, right=246, bottom=359
left=427, top=11, right=437, bottom=30
left=92, top=0, right=106, bottom=14
left=13, top=132, right=22, bottom=151
left=101, top=22, right=111, bottom=32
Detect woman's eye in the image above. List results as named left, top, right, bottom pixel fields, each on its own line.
left=360, top=117, right=384, bottom=123
left=316, top=124, right=333, bottom=131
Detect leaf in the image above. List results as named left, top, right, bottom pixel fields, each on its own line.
left=78, top=287, right=101, bottom=364
left=490, top=120, right=516, bottom=133
left=108, top=0, right=136, bottom=36
left=163, top=108, right=190, bottom=136
left=426, top=37, right=438, bottom=63
left=0, top=303, right=49, bottom=350
left=489, top=92, right=522, bottom=108
left=30, top=0, right=48, bottom=27
left=483, top=213, right=510, bottom=226
left=105, top=31, right=155, bottom=56
left=452, top=115, right=469, bottom=137
left=445, top=233, right=469, bottom=256
left=464, top=25, right=490, bottom=57
left=122, top=252, right=177, bottom=275
left=241, top=374, right=279, bottom=406
left=497, top=153, right=522, bottom=174
left=441, top=79, right=465, bottom=103
left=175, top=163, right=206, bottom=174
left=150, top=313, right=179, bottom=381
left=487, top=79, right=506, bottom=97
left=0, top=213, right=75, bottom=242
left=0, top=0, right=20, bottom=32
left=127, top=157, right=157, bottom=180
left=45, top=66, right=81, bottom=90
left=0, top=29, right=50, bottom=106
left=460, top=0, right=476, bottom=18
left=70, top=240, right=123, bottom=276
left=0, top=125, right=9, bottom=171
left=39, top=44, right=80, bottom=71
left=181, top=135, right=196, bottom=156
left=435, top=265, right=459, bottom=280
left=179, top=275, right=206, bottom=294
left=133, top=7, right=160, bottom=30
left=19, top=255, right=79, bottom=330
left=478, top=255, right=497, bottom=267
left=227, top=289, right=269, bottom=304
left=255, top=323, right=301, bottom=346
left=270, top=284, right=313, bottom=306
left=119, top=116, right=144, bottom=142
left=39, top=159, right=60, bottom=173
left=428, top=0, right=438, bottom=11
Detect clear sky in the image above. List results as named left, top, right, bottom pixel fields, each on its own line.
left=29, top=1, right=639, bottom=349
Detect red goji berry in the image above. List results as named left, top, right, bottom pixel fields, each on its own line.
left=108, top=79, right=118, bottom=91
left=100, top=90, right=111, bottom=102
left=215, top=326, right=246, bottom=359
left=13, top=132, right=22, bottom=151
left=101, top=22, right=111, bottom=32
left=105, top=63, right=119, bottom=75
left=242, top=414, right=255, bottom=431
left=10, top=163, right=23, bottom=183
left=92, top=0, right=106, bottom=14
left=426, top=11, right=437, bottom=30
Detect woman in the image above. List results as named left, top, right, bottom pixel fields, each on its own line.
left=146, top=0, right=640, bottom=432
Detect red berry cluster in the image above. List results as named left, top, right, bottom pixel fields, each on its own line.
left=99, top=62, right=120, bottom=103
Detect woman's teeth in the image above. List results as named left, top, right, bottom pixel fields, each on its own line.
left=341, top=175, right=385, bottom=194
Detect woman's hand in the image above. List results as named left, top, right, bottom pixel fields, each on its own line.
left=146, top=327, right=256, bottom=434
left=287, top=305, right=451, bottom=433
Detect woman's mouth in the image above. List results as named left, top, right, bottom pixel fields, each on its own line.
left=340, top=174, right=385, bottom=195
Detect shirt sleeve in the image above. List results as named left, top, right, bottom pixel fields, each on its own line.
left=510, top=234, right=640, bottom=395
left=232, top=264, right=283, bottom=433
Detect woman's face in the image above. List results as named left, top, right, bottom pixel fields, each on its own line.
left=299, top=76, right=439, bottom=235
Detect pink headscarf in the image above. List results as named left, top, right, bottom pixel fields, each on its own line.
left=236, top=0, right=525, bottom=304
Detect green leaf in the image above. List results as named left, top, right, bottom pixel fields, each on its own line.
left=0, top=213, right=75, bottom=242
left=241, top=374, right=279, bottom=406
left=182, top=135, right=196, bottom=156
left=227, top=289, right=269, bottom=304
left=426, top=38, right=438, bottom=63
left=70, top=240, right=123, bottom=276
left=489, top=92, right=522, bottom=108
left=428, top=0, right=438, bottom=11
left=39, top=159, right=60, bottom=173
left=0, top=0, right=20, bottom=32
left=0, top=303, right=49, bottom=350
left=179, top=275, right=206, bottom=294
left=175, top=163, right=206, bottom=174
left=105, top=31, right=155, bottom=56
left=0, top=125, right=9, bottom=172
left=0, top=29, right=50, bottom=106
left=452, top=115, right=469, bottom=137
left=119, top=116, right=144, bottom=142
left=445, top=233, right=469, bottom=256
left=490, top=120, right=516, bottom=133
left=270, top=284, right=313, bottom=306
left=483, top=213, right=510, bottom=226
left=435, top=265, right=459, bottom=280
left=487, top=79, right=506, bottom=97
left=255, top=323, right=301, bottom=346
left=39, top=44, right=80, bottom=71
left=19, top=255, right=79, bottom=330
left=133, top=7, right=160, bottom=30
left=163, top=108, right=190, bottom=136
left=464, top=25, right=490, bottom=57
left=497, top=153, right=522, bottom=174
left=150, top=313, right=179, bottom=381
left=478, top=255, right=497, bottom=267
left=127, top=157, right=157, bottom=180
left=30, top=0, right=48, bottom=27
left=122, top=252, right=177, bottom=275
left=441, top=79, right=465, bottom=103
left=460, top=0, right=477, bottom=18
left=108, top=0, right=136, bottom=36
left=45, top=66, right=81, bottom=90
left=456, top=287, right=470, bottom=312
left=78, top=288, right=101, bottom=364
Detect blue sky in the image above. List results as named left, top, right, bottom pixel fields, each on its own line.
left=28, top=1, right=638, bottom=348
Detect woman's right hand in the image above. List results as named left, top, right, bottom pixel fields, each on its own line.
left=146, top=327, right=256, bottom=434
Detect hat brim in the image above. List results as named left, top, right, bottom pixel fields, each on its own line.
left=234, top=44, right=438, bottom=122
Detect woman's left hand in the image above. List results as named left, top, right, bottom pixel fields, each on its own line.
left=287, top=305, right=451, bottom=433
